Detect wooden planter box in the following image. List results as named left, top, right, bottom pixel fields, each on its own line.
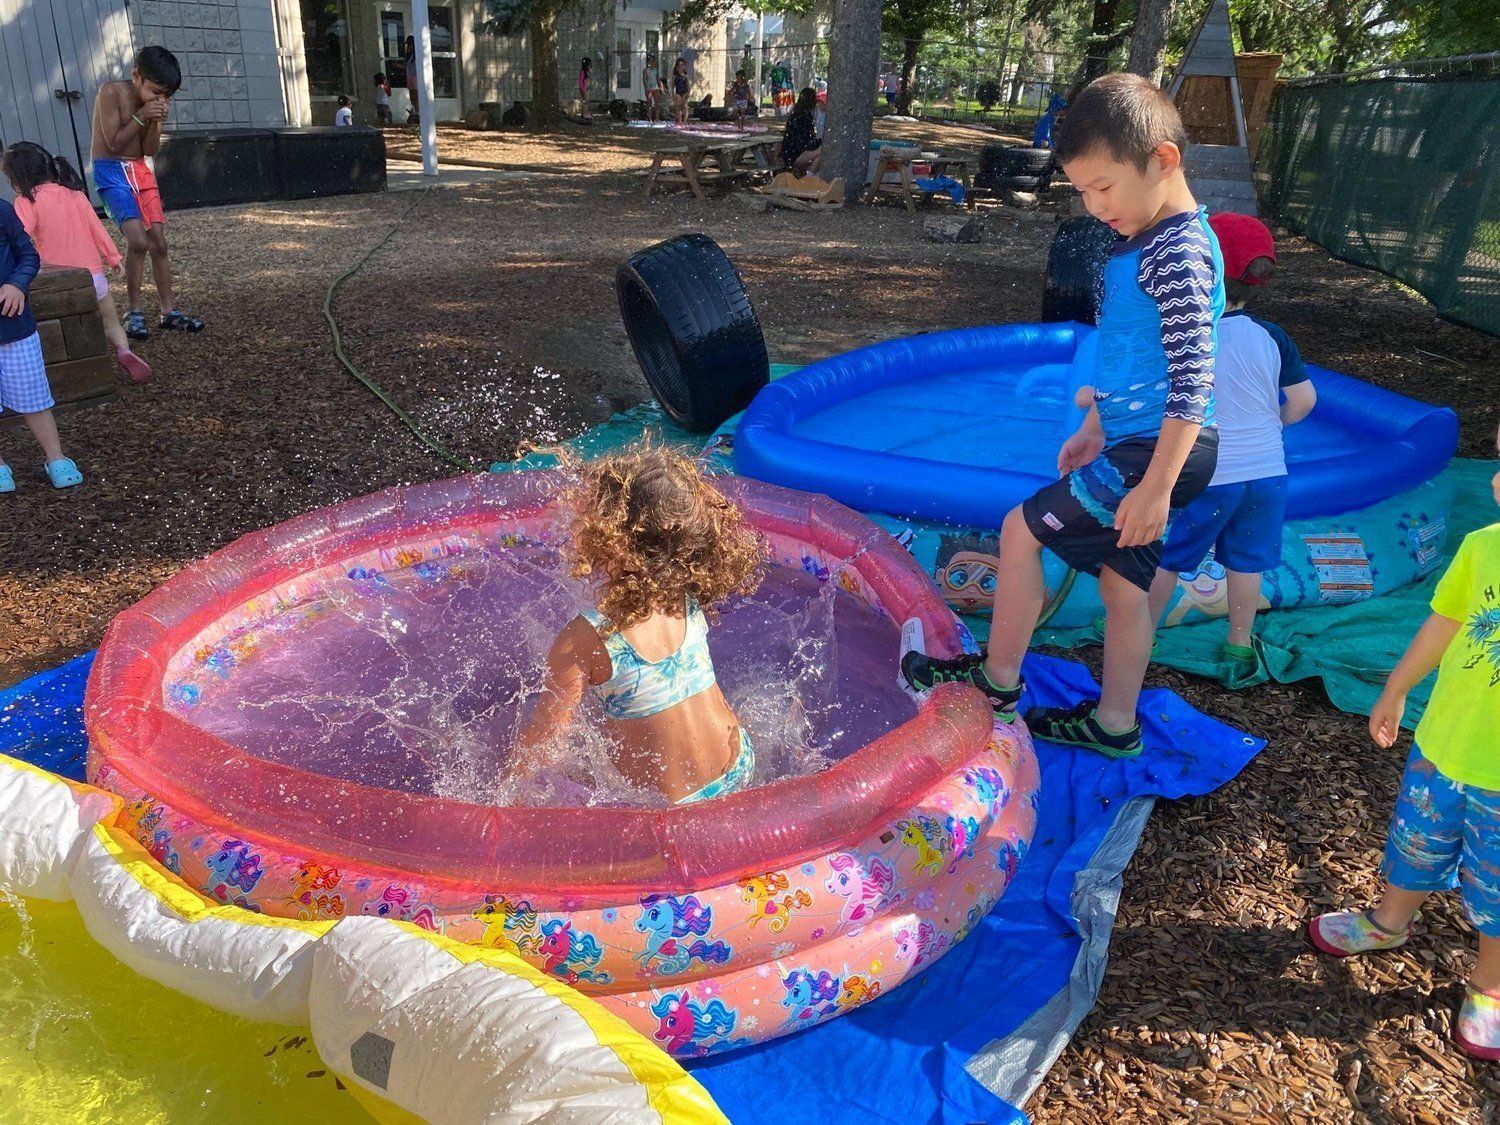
left=29, top=267, right=113, bottom=409
left=154, top=127, right=387, bottom=210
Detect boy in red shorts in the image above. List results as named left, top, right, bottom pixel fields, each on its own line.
left=91, top=45, right=204, bottom=341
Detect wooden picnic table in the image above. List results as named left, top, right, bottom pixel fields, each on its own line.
left=644, top=134, right=782, bottom=200
left=921, top=155, right=975, bottom=209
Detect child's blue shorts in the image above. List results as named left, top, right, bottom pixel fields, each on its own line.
left=1158, top=475, right=1287, bottom=574
left=1383, top=745, right=1500, bottom=937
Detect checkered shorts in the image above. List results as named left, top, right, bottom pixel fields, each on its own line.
left=0, top=332, right=54, bottom=415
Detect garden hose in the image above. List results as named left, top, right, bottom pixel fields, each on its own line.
left=322, top=185, right=478, bottom=473
left=1037, top=566, right=1077, bottom=627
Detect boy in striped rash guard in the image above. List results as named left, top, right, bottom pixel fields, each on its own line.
left=903, top=73, right=1223, bottom=757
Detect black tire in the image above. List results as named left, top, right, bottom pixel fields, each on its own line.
left=978, top=145, right=1055, bottom=190
left=994, top=173, right=1043, bottom=193
left=1002, top=146, right=1055, bottom=175
left=1042, top=215, right=1117, bottom=325
left=616, top=235, right=769, bottom=433
left=976, top=143, right=1010, bottom=189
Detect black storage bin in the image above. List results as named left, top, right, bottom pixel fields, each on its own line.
left=273, top=127, right=387, bottom=200
left=154, top=129, right=280, bottom=209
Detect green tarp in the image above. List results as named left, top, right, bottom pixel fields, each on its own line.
left=1034, top=458, right=1498, bottom=728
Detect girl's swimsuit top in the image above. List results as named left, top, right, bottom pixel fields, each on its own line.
left=579, top=599, right=718, bottom=720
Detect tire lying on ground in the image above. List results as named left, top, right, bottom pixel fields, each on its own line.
left=1042, top=215, right=1117, bottom=325
left=977, top=144, right=1055, bottom=191
left=616, top=234, right=770, bottom=433
left=994, top=173, right=1047, bottom=193
left=1000, top=146, right=1055, bottom=175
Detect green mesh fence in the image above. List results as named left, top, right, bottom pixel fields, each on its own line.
left=1258, top=71, right=1500, bottom=336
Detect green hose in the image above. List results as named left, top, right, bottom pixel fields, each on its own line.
left=322, top=186, right=477, bottom=473
left=1037, top=566, right=1077, bottom=627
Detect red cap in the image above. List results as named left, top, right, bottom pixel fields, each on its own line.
left=1208, top=212, right=1276, bottom=284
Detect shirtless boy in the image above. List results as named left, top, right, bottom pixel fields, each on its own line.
left=91, top=45, right=204, bottom=340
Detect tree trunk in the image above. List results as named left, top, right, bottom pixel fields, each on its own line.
left=529, top=5, right=563, bottom=129
left=1082, top=0, right=1122, bottom=84
left=896, top=36, right=921, bottom=115
left=1127, top=0, right=1174, bottom=84
left=823, top=0, right=882, bottom=204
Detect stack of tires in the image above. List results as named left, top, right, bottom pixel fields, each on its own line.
left=976, top=144, right=1055, bottom=194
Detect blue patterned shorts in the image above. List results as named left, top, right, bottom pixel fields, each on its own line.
left=1382, top=745, right=1500, bottom=937
left=1019, top=431, right=1219, bottom=593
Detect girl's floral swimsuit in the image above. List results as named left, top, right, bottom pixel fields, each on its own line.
left=580, top=599, right=754, bottom=804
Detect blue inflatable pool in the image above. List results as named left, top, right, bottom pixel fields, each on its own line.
left=726, top=323, right=1459, bottom=627
left=736, top=323, right=1458, bottom=528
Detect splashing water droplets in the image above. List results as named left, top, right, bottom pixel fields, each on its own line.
left=168, top=543, right=914, bottom=808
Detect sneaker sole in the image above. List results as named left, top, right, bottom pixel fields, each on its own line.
left=1029, top=725, right=1142, bottom=758
left=901, top=654, right=1020, bottom=722
left=1454, top=1028, right=1500, bottom=1061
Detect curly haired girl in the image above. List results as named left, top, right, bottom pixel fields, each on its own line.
left=512, top=447, right=765, bottom=804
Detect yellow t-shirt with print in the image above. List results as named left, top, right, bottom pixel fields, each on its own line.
left=1417, top=522, right=1500, bottom=789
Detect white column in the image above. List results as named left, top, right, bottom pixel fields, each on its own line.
left=754, top=12, right=764, bottom=108
left=412, top=0, right=439, bottom=176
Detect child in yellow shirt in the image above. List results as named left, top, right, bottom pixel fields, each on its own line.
left=1310, top=425, right=1500, bottom=1060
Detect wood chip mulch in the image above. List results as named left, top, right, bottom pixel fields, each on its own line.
left=1, top=142, right=1497, bottom=1120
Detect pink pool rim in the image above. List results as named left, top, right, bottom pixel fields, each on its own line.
left=85, top=470, right=1040, bottom=1055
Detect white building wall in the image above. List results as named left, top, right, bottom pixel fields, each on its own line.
left=127, top=0, right=290, bottom=128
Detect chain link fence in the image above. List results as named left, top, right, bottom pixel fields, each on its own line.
left=592, top=32, right=1098, bottom=129
left=1258, top=53, right=1500, bottom=336
left=880, top=38, right=1102, bottom=132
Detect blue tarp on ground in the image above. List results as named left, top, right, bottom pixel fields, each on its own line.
left=0, top=647, right=1263, bottom=1124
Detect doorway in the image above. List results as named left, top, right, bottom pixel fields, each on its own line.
left=613, top=18, right=662, bottom=102
left=0, top=0, right=134, bottom=203
left=376, top=1, right=462, bottom=122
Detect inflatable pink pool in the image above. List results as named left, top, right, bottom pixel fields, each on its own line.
left=86, top=470, right=1039, bottom=1055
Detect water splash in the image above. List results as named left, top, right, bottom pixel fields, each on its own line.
left=170, top=543, right=914, bottom=809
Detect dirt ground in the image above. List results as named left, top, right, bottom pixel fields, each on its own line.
left=2, top=119, right=1499, bottom=1121
left=382, top=116, right=1024, bottom=173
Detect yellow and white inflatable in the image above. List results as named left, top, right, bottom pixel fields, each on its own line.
left=0, top=755, right=725, bottom=1123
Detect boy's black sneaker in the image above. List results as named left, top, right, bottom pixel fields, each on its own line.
left=900, top=650, right=1024, bottom=721
left=1026, top=700, right=1143, bottom=758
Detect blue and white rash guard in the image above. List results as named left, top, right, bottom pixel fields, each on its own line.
left=1091, top=207, right=1224, bottom=445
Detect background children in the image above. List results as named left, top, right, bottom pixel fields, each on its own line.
left=1310, top=429, right=1500, bottom=1060
left=672, top=59, right=691, bottom=124
left=577, top=57, right=593, bottom=120
left=780, top=88, right=824, bottom=173
left=643, top=56, right=663, bottom=122
left=404, top=37, right=419, bottom=124
left=90, top=44, right=204, bottom=341
left=730, top=69, right=752, bottom=129
left=373, top=73, right=393, bottom=125
left=4, top=142, right=150, bottom=384
left=1146, top=212, right=1316, bottom=676
left=510, top=447, right=764, bottom=805
left=903, top=73, right=1223, bottom=758
left=334, top=95, right=353, bottom=126
left=0, top=197, right=81, bottom=492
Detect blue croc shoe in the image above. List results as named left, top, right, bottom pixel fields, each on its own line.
left=0, top=465, right=13, bottom=493
left=45, top=458, right=83, bottom=489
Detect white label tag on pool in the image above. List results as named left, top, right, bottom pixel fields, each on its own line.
left=898, top=617, right=926, bottom=701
